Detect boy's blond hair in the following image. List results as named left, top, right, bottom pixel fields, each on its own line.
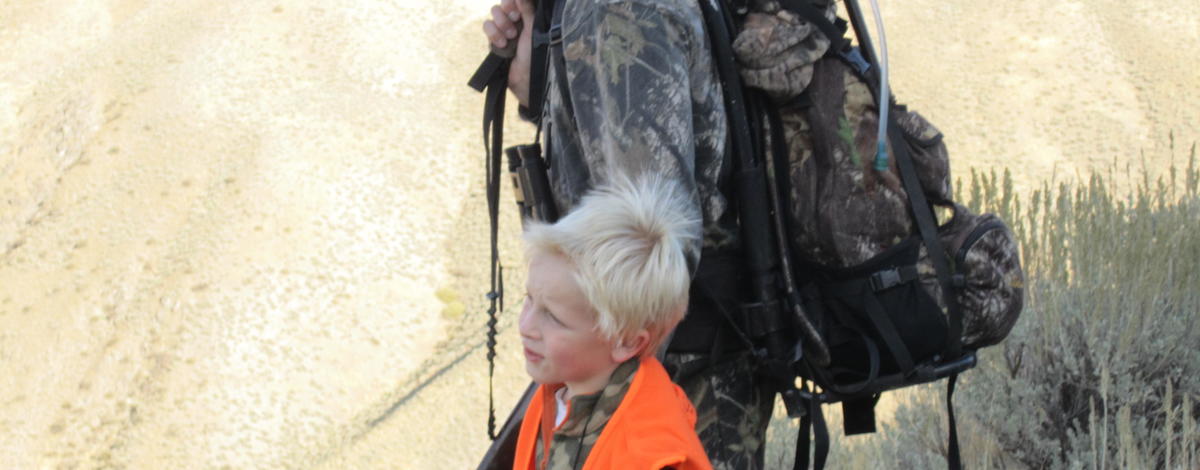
left=523, top=174, right=701, bottom=353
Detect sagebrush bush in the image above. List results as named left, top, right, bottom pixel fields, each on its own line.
left=767, top=145, right=1200, bottom=469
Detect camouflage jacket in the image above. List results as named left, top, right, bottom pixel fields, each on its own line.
left=533, top=359, right=638, bottom=469
left=537, top=0, right=738, bottom=264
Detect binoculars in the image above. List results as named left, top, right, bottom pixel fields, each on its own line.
left=506, top=143, right=558, bottom=224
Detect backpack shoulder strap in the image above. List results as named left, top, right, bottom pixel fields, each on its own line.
left=777, top=0, right=849, bottom=53
left=544, top=0, right=573, bottom=125
left=526, top=0, right=569, bottom=130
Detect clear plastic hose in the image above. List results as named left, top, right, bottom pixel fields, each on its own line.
left=870, top=0, right=890, bottom=171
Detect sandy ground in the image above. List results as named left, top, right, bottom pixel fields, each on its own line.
left=0, top=0, right=1196, bottom=469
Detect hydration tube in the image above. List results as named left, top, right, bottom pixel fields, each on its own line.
left=870, top=0, right=890, bottom=171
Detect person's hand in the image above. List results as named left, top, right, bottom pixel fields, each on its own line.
left=482, top=0, right=535, bottom=107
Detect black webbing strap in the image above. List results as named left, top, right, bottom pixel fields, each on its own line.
left=467, top=3, right=532, bottom=444
left=820, top=276, right=915, bottom=376
left=795, top=383, right=830, bottom=470
left=842, top=394, right=878, bottom=435
left=886, top=118, right=963, bottom=360
left=947, top=373, right=962, bottom=470
left=469, top=54, right=509, bottom=93
left=542, top=0, right=571, bottom=159
left=861, top=292, right=915, bottom=373
left=525, top=0, right=556, bottom=128
left=469, top=0, right=565, bottom=445
left=470, top=0, right=565, bottom=464
left=477, top=51, right=509, bottom=441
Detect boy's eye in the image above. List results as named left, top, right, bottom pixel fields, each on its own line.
left=524, top=293, right=566, bottom=327
left=542, top=308, right=566, bottom=327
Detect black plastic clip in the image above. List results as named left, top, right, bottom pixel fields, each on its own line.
left=532, top=24, right=562, bottom=48
left=870, top=268, right=902, bottom=291
left=869, top=265, right=918, bottom=292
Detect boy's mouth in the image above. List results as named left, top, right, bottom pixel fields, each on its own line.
left=523, top=347, right=543, bottom=363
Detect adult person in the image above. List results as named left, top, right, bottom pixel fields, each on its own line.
left=482, top=0, right=774, bottom=468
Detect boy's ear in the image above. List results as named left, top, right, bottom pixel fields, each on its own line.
left=611, top=329, right=650, bottom=363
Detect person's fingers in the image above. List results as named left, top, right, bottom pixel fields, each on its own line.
left=500, top=0, right=522, bottom=20
left=490, top=5, right=518, bottom=39
left=482, top=20, right=507, bottom=49
left=514, top=0, right=534, bottom=18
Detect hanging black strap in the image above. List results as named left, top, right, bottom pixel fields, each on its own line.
left=794, top=386, right=830, bottom=470
left=485, top=106, right=504, bottom=441
left=475, top=49, right=510, bottom=441
left=841, top=394, right=879, bottom=435
left=947, top=373, right=962, bottom=470
left=796, top=405, right=810, bottom=470
left=470, top=1, right=565, bottom=465
left=469, top=0, right=566, bottom=444
left=469, top=54, right=508, bottom=93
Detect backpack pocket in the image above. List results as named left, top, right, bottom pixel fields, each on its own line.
left=733, top=7, right=835, bottom=101
left=920, top=204, right=1025, bottom=349
left=811, top=236, right=949, bottom=393
left=894, top=108, right=952, bottom=204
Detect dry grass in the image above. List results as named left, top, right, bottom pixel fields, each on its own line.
left=766, top=142, right=1200, bottom=469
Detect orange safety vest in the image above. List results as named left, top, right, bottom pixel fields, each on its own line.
left=513, top=356, right=713, bottom=470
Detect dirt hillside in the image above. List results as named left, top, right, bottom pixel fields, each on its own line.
left=0, top=1, right=1195, bottom=469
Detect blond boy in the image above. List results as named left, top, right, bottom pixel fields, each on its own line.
left=512, top=176, right=712, bottom=470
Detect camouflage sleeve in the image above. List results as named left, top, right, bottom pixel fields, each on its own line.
left=560, top=0, right=705, bottom=262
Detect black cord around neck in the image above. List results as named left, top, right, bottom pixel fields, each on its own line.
left=569, top=392, right=596, bottom=470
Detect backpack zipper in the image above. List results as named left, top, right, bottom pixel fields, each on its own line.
left=955, top=219, right=1006, bottom=267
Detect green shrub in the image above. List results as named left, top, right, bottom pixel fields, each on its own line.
left=767, top=146, right=1200, bottom=469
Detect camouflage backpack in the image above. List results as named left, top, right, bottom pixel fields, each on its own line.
left=697, top=0, right=1025, bottom=468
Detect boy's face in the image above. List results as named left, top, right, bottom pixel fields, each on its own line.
left=519, top=252, right=621, bottom=393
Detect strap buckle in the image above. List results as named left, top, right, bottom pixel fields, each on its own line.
left=869, top=265, right=919, bottom=292
left=839, top=47, right=872, bottom=76
left=869, top=268, right=902, bottom=291
left=740, top=300, right=783, bottom=339
left=532, top=24, right=563, bottom=48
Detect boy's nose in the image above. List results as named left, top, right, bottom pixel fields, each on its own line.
left=517, top=300, right=538, bottom=339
